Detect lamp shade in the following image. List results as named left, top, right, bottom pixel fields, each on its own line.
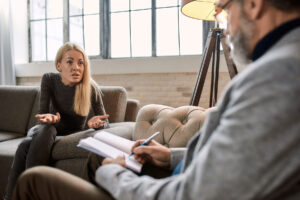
left=181, top=0, right=216, bottom=21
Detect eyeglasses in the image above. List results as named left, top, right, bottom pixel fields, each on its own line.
left=215, top=0, right=233, bottom=29
left=216, top=0, right=233, bottom=11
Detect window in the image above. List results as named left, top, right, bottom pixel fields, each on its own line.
left=29, top=0, right=205, bottom=62
left=30, top=0, right=63, bottom=61
left=69, top=0, right=100, bottom=56
left=110, top=0, right=151, bottom=58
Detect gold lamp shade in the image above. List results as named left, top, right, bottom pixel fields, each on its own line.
left=181, top=0, right=217, bottom=21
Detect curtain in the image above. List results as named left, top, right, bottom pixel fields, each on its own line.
left=0, top=0, right=16, bottom=85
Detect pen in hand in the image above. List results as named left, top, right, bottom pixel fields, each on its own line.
left=129, top=131, right=160, bottom=157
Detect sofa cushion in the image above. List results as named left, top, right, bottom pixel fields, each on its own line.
left=0, top=86, right=39, bottom=135
left=133, top=104, right=210, bottom=147
left=0, top=131, right=24, bottom=142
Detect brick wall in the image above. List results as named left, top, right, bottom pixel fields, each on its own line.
left=17, top=72, right=232, bottom=108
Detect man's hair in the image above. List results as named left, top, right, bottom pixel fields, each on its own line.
left=237, top=0, right=300, bottom=11
left=268, top=0, right=300, bottom=11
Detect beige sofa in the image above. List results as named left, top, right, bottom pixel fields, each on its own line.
left=0, top=85, right=140, bottom=197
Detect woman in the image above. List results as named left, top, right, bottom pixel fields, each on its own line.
left=4, top=42, right=109, bottom=200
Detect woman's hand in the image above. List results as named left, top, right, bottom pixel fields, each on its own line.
left=35, top=112, right=61, bottom=124
left=102, top=155, right=126, bottom=167
left=131, top=140, right=171, bottom=168
left=88, top=115, right=109, bottom=129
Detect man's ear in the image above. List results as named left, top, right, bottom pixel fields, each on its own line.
left=243, top=0, right=264, bottom=20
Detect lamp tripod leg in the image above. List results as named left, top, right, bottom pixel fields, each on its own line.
left=190, top=29, right=217, bottom=106
left=190, top=28, right=237, bottom=107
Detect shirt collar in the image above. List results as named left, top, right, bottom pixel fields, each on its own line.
left=252, top=18, right=300, bottom=61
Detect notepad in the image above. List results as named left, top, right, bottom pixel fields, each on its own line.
left=77, top=130, right=142, bottom=173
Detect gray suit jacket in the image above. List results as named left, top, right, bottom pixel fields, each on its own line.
left=95, top=27, right=300, bottom=200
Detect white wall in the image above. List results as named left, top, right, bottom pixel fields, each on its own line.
left=15, top=54, right=236, bottom=77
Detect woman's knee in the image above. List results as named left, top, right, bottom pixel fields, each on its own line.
left=28, top=124, right=57, bottom=138
left=37, top=124, right=57, bottom=136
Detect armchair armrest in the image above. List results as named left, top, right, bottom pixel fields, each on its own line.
left=125, top=99, right=140, bottom=122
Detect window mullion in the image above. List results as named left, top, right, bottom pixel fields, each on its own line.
left=151, top=0, right=156, bottom=57
left=129, top=0, right=132, bottom=57
left=45, top=0, right=48, bottom=61
left=100, top=0, right=110, bottom=59
left=63, top=0, right=69, bottom=43
left=177, top=0, right=181, bottom=55
left=82, top=0, right=85, bottom=49
left=28, top=0, right=32, bottom=62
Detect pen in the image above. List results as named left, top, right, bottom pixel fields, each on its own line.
left=129, top=131, right=160, bottom=156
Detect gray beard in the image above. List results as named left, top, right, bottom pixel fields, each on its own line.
left=227, top=14, right=254, bottom=67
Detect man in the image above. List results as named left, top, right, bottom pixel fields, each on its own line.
left=12, top=0, right=300, bottom=199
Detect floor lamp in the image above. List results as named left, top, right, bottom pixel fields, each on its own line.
left=181, top=0, right=238, bottom=107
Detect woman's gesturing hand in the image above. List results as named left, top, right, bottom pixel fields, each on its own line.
left=131, top=139, right=171, bottom=168
left=35, top=112, right=61, bottom=124
left=88, top=115, right=109, bottom=129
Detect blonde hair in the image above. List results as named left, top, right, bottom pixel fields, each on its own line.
left=55, top=42, right=98, bottom=116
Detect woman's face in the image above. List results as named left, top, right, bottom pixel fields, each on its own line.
left=57, top=49, right=85, bottom=86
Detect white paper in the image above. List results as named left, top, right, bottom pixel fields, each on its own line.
left=94, top=130, right=134, bottom=154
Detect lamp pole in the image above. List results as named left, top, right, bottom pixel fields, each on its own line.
left=189, top=28, right=238, bottom=107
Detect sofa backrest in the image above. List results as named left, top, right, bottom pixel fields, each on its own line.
left=85, top=86, right=128, bottom=124
left=28, top=86, right=129, bottom=128
left=0, top=86, right=39, bottom=135
left=0, top=85, right=129, bottom=135
left=98, top=86, right=128, bottom=123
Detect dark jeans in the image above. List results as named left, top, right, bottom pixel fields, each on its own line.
left=4, top=124, right=57, bottom=200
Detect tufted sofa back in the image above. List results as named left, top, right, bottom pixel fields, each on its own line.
left=133, top=104, right=212, bottom=147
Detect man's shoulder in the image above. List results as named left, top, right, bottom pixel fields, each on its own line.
left=237, top=34, right=300, bottom=85
left=227, top=38, right=300, bottom=101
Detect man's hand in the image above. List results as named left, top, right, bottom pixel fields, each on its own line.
left=35, top=112, right=60, bottom=124
left=131, top=140, right=171, bottom=168
left=88, top=115, right=109, bottom=129
left=102, top=155, right=126, bottom=167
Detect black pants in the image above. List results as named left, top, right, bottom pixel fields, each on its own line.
left=4, top=124, right=57, bottom=200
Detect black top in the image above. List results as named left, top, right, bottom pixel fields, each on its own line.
left=252, top=18, right=300, bottom=61
left=39, top=73, right=108, bottom=135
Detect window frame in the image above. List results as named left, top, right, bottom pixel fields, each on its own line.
left=28, top=0, right=212, bottom=62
